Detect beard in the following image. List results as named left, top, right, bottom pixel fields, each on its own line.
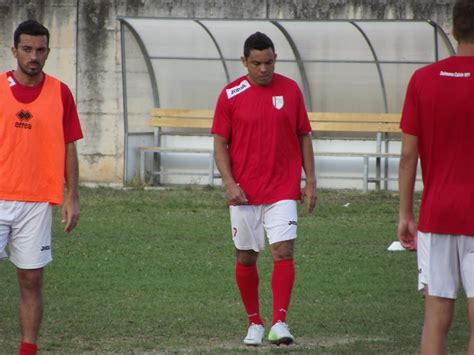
left=18, top=60, right=43, bottom=77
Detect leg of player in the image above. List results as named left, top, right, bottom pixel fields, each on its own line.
left=17, top=268, right=43, bottom=355
left=420, top=288, right=454, bottom=355
left=268, top=240, right=295, bottom=345
left=236, top=249, right=264, bottom=346
left=467, top=298, right=474, bottom=354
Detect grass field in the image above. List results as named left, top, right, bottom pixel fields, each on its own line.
left=0, top=187, right=470, bottom=354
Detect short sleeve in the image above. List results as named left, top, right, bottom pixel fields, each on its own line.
left=400, top=72, right=419, bottom=136
left=211, top=88, right=232, bottom=140
left=61, top=83, right=83, bottom=143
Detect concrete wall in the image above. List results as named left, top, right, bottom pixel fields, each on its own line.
left=0, top=0, right=456, bottom=185
left=0, top=1, right=77, bottom=97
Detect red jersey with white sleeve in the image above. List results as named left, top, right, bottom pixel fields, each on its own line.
left=6, top=71, right=83, bottom=143
left=400, top=56, right=474, bottom=236
left=212, top=73, right=311, bottom=205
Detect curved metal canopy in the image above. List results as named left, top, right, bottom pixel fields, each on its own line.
left=118, top=18, right=455, bottom=182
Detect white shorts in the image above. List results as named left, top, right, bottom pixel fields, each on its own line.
left=0, top=200, right=53, bottom=269
left=417, top=231, right=474, bottom=299
left=229, top=200, right=297, bottom=252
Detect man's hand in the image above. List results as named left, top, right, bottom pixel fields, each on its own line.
left=225, top=182, right=248, bottom=206
left=398, top=218, right=417, bottom=251
left=61, top=195, right=80, bottom=233
left=301, top=182, right=317, bottom=214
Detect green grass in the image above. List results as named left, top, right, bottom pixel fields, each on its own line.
left=0, top=187, right=470, bottom=353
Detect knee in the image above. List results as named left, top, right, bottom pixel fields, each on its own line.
left=271, top=240, right=294, bottom=261
left=17, top=269, right=43, bottom=292
left=236, top=249, right=258, bottom=266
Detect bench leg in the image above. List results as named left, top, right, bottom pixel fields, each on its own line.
left=363, top=156, right=369, bottom=193
left=209, top=152, right=215, bottom=186
left=140, top=150, right=146, bottom=184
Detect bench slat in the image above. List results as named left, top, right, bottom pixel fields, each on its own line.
left=308, top=112, right=400, bottom=123
left=150, top=108, right=401, bottom=132
left=150, top=117, right=211, bottom=129
left=139, top=146, right=212, bottom=153
left=313, top=122, right=400, bottom=132
left=150, top=108, right=213, bottom=119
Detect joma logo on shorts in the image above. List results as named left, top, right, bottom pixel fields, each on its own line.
left=40, top=246, right=50, bottom=251
left=288, top=221, right=297, bottom=226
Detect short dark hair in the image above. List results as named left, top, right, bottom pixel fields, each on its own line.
left=14, top=20, right=50, bottom=48
left=453, top=0, right=474, bottom=43
left=243, top=32, right=275, bottom=58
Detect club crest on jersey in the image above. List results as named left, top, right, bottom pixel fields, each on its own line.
left=272, top=96, right=284, bottom=110
left=226, top=80, right=250, bottom=99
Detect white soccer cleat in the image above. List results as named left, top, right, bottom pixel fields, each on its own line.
left=243, top=323, right=265, bottom=346
left=268, top=321, right=294, bottom=345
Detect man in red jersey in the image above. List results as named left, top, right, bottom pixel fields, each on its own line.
left=398, top=0, right=474, bottom=352
left=0, top=20, right=83, bottom=355
left=212, top=32, right=317, bottom=346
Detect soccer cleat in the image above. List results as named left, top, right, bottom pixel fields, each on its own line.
left=268, top=321, right=294, bottom=345
left=243, top=323, right=265, bottom=346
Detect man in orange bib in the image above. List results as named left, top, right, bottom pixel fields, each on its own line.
left=0, top=20, right=83, bottom=355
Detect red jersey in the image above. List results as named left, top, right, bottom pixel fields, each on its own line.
left=6, top=71, right=83, bottom=143
left=212, top=74, right=311, bottom=204
left=400, top=56, right=474, bottom=236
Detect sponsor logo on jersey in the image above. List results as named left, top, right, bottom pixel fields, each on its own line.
left=17, top=110, right=32, bottom=121
left=272, top=96, right=284, bottom=109
left=439, top=71, right=471, bottom=78
left=226, top=80, right=251, bottom=99
left=15, top=109, right=33, bottom=130
left=8, top=76, right=15, bottom=87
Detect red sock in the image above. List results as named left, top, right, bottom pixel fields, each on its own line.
left=235, top=262, right=263, bottom=325
left=271, top=259, right=295, bottom=325
left=19, top=342, right=38, bottom=355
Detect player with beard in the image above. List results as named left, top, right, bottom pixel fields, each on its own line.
left=0, top=20, right=83, bottom=355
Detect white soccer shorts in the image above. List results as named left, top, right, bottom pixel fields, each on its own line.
left=417, top=231, right=474, bottom=299
left=229, top=199, right=297, bottom=252
left=0, top=200, right=53, bottom=269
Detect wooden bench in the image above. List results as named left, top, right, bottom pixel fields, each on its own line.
left=141, top=108, right=401, bottom=191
